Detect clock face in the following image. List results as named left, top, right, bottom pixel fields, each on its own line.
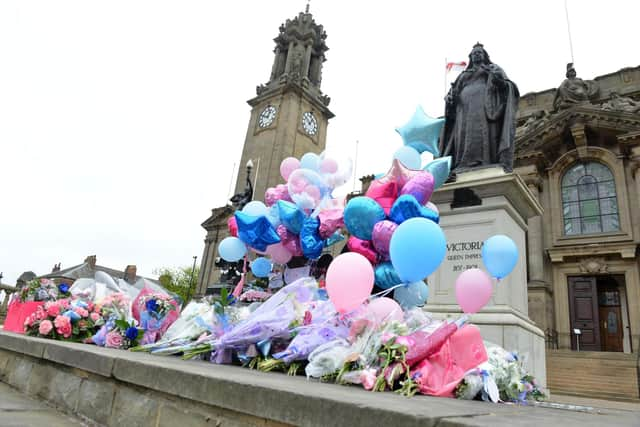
left=258, top=105, right=277, bottom=128
left=302, top=111, right=318, bottom=136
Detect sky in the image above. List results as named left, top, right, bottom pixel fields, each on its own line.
left=0, top=0, right=638, bottom=285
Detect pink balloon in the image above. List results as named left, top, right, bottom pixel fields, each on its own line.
left=318, top=208, right=344, bottom=239
left=371, top=220, right=397, bottom=259
left=425, top=201, right=439, bottom=214
left=305, top=185, right=321, bottom=202
left=265, top=184, right=292, bottom=207
left=326, top=253, right=374, bottom=313
left=276, top=225, right=303, bottom=256
left=266, top=243, right=293, bottom=264
left=280, top=157, right=300, bottom=181
left=347, top=236, right=378, bottom=264
left=227, top=216, right=238, bottom=237
left=366, top=297, right=403, bottom=325
left=320, top=158, right=338, bottom=174
left=454, top=268, right=493, bottom=314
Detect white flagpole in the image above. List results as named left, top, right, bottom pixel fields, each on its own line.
left=227, top=162, right=237, bottom=203
left=564, top=0, right=575, bottom=64
left=444, top=57, right=448, bottom=98
left=352, top=140, right=359, bottom=191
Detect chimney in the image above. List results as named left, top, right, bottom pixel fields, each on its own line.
left=51, top=263, right=61, bottom=273
left=124, top=265, right=137, bottom=284
left=84, top=255, right=97, bottom=269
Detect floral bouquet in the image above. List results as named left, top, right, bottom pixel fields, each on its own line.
left=91, top=317, right=143, bottom=349
left=133, top=288, right=180, bottom=345
left=455, top=343, right=546, bottom=403
left=24, top=299, right=99, bottom=341
left=94, top=292, right=131, bottom=322
left=19, top=279, right=70, bottom=302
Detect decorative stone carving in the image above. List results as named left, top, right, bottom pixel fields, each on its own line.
left=553, top=63, right=599, bottom=111
left=601, top=92, right=640, bottom=113
left=579, top=257, right=609, bottom=274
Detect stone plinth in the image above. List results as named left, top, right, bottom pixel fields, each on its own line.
left=1, top=331, right=639, bottom=426
left=427, top=169, right=547, bottom=386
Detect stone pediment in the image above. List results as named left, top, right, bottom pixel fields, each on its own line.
left=515, top=105, right=640, bottom=161
left=201, top=205, right=234, bottom=230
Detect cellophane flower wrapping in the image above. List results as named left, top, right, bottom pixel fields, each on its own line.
left=132, top=287, right=180, bottom=345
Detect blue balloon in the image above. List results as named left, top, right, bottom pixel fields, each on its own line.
left=266, top=204, right=281, bottom=228
left=423, top=156, right=451, bottom=189
left=374, top=262, right=402, bottom=290
left=390, top=217, right=446, bottom=283
left=235, top=211, right=281, bottom=252
left=299, top=216, right=324, bottom=259
left=218, top=236, right=247, bottom=262
left=394, top=280, right=429, bottom=309
left=242, top=200, right=268, bottom=217
left=389, top=194, right=439, bottom=224
left=395, top=106, right=445, bottom=156
left=344, top=196, right=386, bottom=241
left=393, top=146, right=422, bottom=170
left=251, top=257, right=272, bottom=278
left=482, top=235, right=518, bottom=279
left=300, top=152, right=321, bottom=171
left=277, top=200, right=305, bottom=234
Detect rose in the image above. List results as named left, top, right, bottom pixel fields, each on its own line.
left=74, top=308, right=89, bottom=318
left=360, top=368, right=378, bottom=391
left=145, top=299, right=159, bottom=313
left=90, top=312, right=100, bottom=322
left=105, top=331, right=123, bottom=348
left=53, top=315, right=72, bottom=338
left=125, top=327, right=139, bottom=341
left=39, top=320, right=53, bottom=335
left=46, top=303, right=61, bottom=317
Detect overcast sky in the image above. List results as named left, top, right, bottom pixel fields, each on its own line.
left=0, top=0, right=638, bottom=285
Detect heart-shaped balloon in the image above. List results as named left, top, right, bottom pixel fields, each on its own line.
left=423, top=156, right=452, bottom=190
left=277, top=200, right=305, bottom=235
left=347, top=236, right=378, bottom=264
left=371, top=220, right=397, bottom=260
left=400, top=171, right=435, bottom=205
left=265, top=184, right=292, bottom=207
left=389, top=195, right=439, bottom=225
left=227, top=216, right=238, bottom=237
left=365, top=180, right=398, bottom=216
left=300, top=216, right=324, bottom=260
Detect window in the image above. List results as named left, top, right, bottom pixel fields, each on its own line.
left=561, top=162, right=619, bottom=235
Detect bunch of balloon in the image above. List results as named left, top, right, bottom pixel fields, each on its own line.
left=453, top=235, right=519, bottom=314
left=335, top=106, right=452, bottom=310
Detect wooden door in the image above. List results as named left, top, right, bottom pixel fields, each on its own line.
left=598, top=289, right=624, bottom=352
left=568, top=276, right=601, bottom=351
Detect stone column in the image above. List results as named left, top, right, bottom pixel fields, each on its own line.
left=525, top=177, right=545, bottom=284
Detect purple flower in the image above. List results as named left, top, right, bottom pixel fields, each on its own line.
left=318, top=328, right=336, bottom=340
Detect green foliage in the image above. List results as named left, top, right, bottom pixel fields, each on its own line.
left=154, top=265, right=200, bottom=305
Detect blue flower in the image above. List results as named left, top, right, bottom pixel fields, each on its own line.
left=125, top=327, right=139, bottom=341
left=145, top=299, right=159, bottom=313
left=58, top=283, right=70, bottom=294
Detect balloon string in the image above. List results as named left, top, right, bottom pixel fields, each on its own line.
left=371, top=284, right=405, bottom=299
left=232, top=253, right=249, bottom=298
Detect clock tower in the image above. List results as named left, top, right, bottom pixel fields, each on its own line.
left=196, top=8, right=333, bottom=295
left=234, top=7, right=334, bottom=202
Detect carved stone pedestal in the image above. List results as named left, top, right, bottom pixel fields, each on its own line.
left=426, top=169, right=547, bottom=386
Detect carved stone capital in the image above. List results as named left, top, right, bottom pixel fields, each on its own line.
left=579, top=257, right=608, bottom=274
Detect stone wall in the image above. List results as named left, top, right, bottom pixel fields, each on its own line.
left=0, top=331, right=637, bottom=427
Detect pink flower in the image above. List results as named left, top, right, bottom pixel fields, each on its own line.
left=35, top=307, right=47, bottom=320
left=24, top=315, right=35, bottom=327
left=46, top=303, right=61, bottom=317
left=74, top=308, right=89, bottom=318
left=105, top=331, right=123, bottom=348
left=90, top=312, right=100, bottom=322
left=59, top=299, right=70, bottom=309
left=53, top=315, right=72, bottom=338
left=380, top=332, right=396, bottom=344
left=360, top=368, right=378, bottom=391
left=39, top=320, right=53, bottom=335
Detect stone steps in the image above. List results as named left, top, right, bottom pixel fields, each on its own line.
left=546, top=350, right=639, bottom=401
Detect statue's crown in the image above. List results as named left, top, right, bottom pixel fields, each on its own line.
left=473, top=42, right=484, bottom=49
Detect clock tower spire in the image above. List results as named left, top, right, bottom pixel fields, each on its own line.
left=234, top=8, right=334, bottom=202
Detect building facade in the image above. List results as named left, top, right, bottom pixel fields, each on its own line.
left=197, top=9, right=333, bottom=295
left=514, top=65, right=640, bottom=354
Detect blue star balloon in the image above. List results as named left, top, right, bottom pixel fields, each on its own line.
left=389, top=194, right=439, bottom=224
left=395, top=106, right=445, bottom=157
left=235, top=211, right=281, bottom=252
left=423, top=156, right=451, bottom=189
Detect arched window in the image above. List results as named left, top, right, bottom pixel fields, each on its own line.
left=561, top=162, right=619, bottom=235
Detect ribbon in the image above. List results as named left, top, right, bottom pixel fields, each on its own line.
left=232, top=254, right=249, bottom=298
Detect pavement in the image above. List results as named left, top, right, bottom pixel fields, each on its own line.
left=0, top=382, right=87, bottom=427
left=545, top=393, right=640, bottom=413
